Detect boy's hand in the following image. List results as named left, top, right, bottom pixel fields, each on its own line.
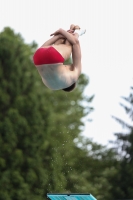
left=67, top=29, right=74, bottom=34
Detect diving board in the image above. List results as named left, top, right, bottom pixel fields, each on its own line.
left=47, top=193, right=97, bottom=200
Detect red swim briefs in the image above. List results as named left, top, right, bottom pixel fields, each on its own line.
left=33, top=46, right=64, bottom=65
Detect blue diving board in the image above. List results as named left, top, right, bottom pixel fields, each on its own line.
left=47, top=193, right=97, bottom=200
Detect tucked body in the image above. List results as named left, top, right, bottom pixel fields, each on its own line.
left=33, top=25, right=84, bottom=92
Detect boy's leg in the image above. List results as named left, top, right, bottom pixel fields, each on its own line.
left=65, top=24, right=75, bottom=46
left=41, top=34, right=65, bottom=47
left=71, top=33, right=81, bottom=68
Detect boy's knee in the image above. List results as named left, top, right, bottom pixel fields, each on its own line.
left=73, top=37, right=79, bottom=45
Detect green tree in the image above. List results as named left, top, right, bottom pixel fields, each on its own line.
left=63, top=136, right=118, bottom=200
left=110, top=86, right=133, bottom=199
left=0, top=27, right=50, bottom=200
left=0, top=27, right=94, bottom=200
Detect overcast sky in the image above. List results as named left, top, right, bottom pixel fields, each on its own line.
left=1, top=0, right=133, bottom=146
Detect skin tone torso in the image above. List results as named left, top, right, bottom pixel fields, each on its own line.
left=37, top=63, right=75, bottom=90
left=35, top=28, right=81, bottom=90
left=36, top=44, right=77, bottom=90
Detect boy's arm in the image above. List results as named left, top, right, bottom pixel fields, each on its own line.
left=50, top=29, right=78, bottom=45
left=41, top=34, right=65, bottom=47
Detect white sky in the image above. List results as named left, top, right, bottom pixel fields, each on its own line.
left=1, top=0, right=133, bottom=146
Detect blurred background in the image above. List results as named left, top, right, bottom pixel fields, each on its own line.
left=0, top=0, right=133, bottom=200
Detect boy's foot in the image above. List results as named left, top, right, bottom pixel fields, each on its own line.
left=75, top=29, right=86, bottom=36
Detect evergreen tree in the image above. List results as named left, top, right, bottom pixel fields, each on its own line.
left=110, top=86, right=133, bottom=199
left=63, top=136, right=117, bottom=200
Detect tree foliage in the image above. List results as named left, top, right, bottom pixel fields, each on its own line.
left=0, top=27, right=122, bottom=200
left=0, top=27, right=94, bottom=200
left=110, top=86, right=133, bottom=199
